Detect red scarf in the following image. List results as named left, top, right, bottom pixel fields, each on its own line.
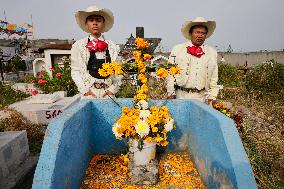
left=186, top=45, right=205, bottom=58
left=86, top=39, right=108, bottom=52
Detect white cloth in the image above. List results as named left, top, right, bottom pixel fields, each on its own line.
left=71, top=35, right=122, bottom=98
left=166, top=41, right=221, bottom=101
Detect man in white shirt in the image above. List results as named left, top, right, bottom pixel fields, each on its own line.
left=167, top=17, right=221, bottom=104
left=71, top=5, right=121, bottom=98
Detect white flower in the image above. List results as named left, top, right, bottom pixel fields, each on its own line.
left=112, top=122, right=123, bottom=138
left=136, top=100, right=148, bottom=110
left=164, top=118, right=174, bottom=132
left=139, top=110, right=151, bottom=119
left=135, top=120, right=150, bottom=138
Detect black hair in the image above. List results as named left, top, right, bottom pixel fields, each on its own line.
left=189, top=25, right=208, bottom=34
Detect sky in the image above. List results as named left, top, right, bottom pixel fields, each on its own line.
left=1, top=0, right=284, bottom=52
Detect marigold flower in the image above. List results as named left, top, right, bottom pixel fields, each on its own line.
left=169, top=66, right=181, bottom=75
left=132, top=50, right=141, bottom=58
left=152, top=127, right=158, bottom=132
left=98, top=68, right=109, bottom=77
left=140, top=84, right=148, bottom=93
left=135, top=37, right=150, bottom=49
left=143, top=54, right=152, bottom=61
left=155, top=136, right=164, bottom=143
left=135, top=93, right=147, bottom=101
left=145, top=136, right=152, bottom=143
left=122, top=107, right=129, bottom=113
left=156, top=68, right=168, bottom=79
left=160, top=140, right=169, bottom=146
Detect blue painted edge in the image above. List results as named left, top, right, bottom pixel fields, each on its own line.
left=32, top=100, right=91, bottom=189
left=190, top=100, right=257, bottom=189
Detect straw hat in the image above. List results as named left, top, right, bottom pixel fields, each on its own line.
left=75, top=5, right=114, bottom=33
left=181, top=17, right=216, bottom=40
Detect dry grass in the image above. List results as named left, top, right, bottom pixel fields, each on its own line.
left=220, top=87, right=284, bottom=189
left=0, top=109, right=46, bottom=155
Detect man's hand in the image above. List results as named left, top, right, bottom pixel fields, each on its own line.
left=167, top=95, right=176, bottom=99
left=103, top=90, right=114, bottom=98
left=84, top=90, right=97, bottom=98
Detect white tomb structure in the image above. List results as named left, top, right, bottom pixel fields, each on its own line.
left=9, top=91, right=80, bottom=125
left=32, top=44, right=71, bottom=78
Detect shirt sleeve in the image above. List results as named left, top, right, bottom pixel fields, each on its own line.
left=71, top=42, right=96, bottom=94
left=207, top=50, right=219, bottom=100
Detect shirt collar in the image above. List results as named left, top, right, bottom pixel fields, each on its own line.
left=89, top=34, right=105, bottom=41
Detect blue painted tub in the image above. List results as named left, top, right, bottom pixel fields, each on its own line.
left=32, top=99, right=257, bottom=189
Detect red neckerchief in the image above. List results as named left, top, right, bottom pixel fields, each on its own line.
left=186, top=45, right=205, bottom=58
left=86, top=38, right=108, bottom=52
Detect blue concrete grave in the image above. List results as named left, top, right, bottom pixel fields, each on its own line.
left=32, top=99, right=257, bottom=189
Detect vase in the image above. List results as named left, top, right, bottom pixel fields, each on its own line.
left=129, top=139, right=156, bottom=166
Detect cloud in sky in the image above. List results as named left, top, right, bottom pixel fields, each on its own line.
left=1, top=0, right=284, bottom=52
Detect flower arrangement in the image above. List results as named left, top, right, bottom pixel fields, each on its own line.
left=212, top=100, right=244, bottom=130
left=98, top=37, right=180, bottom=150
left=30, top=57, right=78, bottom=96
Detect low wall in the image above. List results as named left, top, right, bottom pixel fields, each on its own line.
left=32, top=99, right=257, bottom=189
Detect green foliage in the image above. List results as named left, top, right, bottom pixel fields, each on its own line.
left=4, top=55, right=26, bottom=72
left=218, top=62, right=244, bottom=87
left=245, top=61, right=284, bottom=101
left=0, top=83, right=30, bottom=109
left=32, top=58, right=78, bottom=96
left=116, top=79, right=137, bottom=98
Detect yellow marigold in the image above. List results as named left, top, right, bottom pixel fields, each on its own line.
left=135, top=37, right=150, bottom=49
left=169, top=66, right=181, bottom=75
left=161, top=106, right=169, bottom=112
left=138, top=74, right=147, bottom=84
left=132, top=50, right=141, bottom=58
left=160, top=140, right=169, bottom=146
left=150, top=106, right=159, bottom=113
left=107, top=67, right=114, bottom=75
left=98, top=68, right=109, bottom=77
left=155, top=136, right=164, bottom=143
left=140, top=67, right=146, bottom=73
left=143, top=54, right=152, bottom=61
left=152, top=127, right=158, bottom=132
left=140, top=84, right=148, bottom=93
left=145, top=136, right=152, bottom=143
left=137, top=61, right=145, bottom=70
left=156, top=68, right=168, bottom=79
left=102, top=63, right=111, bottom=70
left=135, top=93, right=147, bottom=101
left=141, top=77, right=147, bottom=84
left=122, top=107, right=129, bottom=113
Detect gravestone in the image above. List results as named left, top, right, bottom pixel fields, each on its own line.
left=0, top=131, right=29, bottom=181
left=9, top=92, right=80, bottom=125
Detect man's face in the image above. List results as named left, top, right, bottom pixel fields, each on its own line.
left=85, top=15, right=105, bottom=37
left=190, top=26, right=207, bottom=46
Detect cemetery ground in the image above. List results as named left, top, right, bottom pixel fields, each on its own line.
left=0, top=62, right=284, bottom=189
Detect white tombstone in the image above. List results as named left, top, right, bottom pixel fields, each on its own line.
left=32, top=49, right=71, bottom=77
left=9, top=92, right=80, bottom=125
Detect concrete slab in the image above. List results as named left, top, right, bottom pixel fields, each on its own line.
left=0, top=156, right=38, bottom=189
left=0, top=131, right=29, bottom=182
left=8, top=93, right=80, bottom=125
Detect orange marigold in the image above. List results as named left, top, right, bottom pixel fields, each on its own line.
left=156, top=68, right=168, bottom=79
left=169, top=66, right=181, bottom=75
